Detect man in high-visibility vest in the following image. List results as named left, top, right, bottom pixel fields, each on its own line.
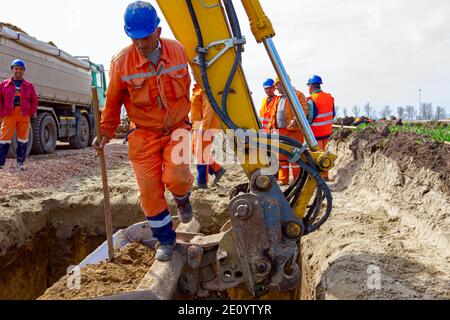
left=259, top=78, right=280, bottom=132
left=272, top=77, right=308, bottom=186
left=306, top=75, right=336, bottom=180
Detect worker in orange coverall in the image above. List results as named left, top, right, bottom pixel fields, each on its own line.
left=259, top=78, right=280, bottom=132
left=0, top=59, right=38, bottom=171
left=271, top=77, right=309, bottom=186
left=94, top=1, right=194, bottom=262
left=191, top=83, right=226, bottom=189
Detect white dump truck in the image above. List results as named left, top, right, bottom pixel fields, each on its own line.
left=0, top=24, right=107, bottom=156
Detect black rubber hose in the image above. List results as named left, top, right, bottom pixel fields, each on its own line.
left=278, top=148, right=332, bottom=234
left=304, top=188, right=323, bottom=224
left=286, top=169, right=307, bottom=203
left=186, top=0, right=332, bottom=235
left=297, top=160, right=333, bottom=235
left=289, top=172, right=309, bottom=207
left=185, top=0, right=304, bottom=152
left=185, top=0, right=236, bottom=130
left=221, top=0, right=244, bottom=121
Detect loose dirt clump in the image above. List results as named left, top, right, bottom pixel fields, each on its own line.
left=39, top=242, right=155, bottom=300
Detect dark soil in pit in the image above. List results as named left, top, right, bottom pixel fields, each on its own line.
left=334, top=127, right=450, bottom=193
left=39, top=242, right=155, bottom=300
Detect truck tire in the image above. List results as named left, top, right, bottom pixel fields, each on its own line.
left=7, top=129, right=33, bottom=159
left=69, top=115, right=90, bottom=149
left=88, top=125, right=96, bottom=147
left=31, top=112, right=58, bottom=154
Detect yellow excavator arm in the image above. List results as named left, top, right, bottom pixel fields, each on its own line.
left=156, top=0, right=336, bottom=298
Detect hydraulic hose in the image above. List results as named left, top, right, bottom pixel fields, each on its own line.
left=185, top=0, right=304, bottom=152
left=186, top=0, right=332, bottom=231
left=296, top=159, right=333, bottom=235
left=222, top=0, right=244, bottom=121
left=304, top=188, right=323, bottom=224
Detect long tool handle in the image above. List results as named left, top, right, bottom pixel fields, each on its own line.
left=92, top=87, right=115, bottom=261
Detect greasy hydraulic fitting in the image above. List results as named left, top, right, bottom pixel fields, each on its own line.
left=283, top=222, right=303, bottom=239
left=317, top=152, right=337, bottom=172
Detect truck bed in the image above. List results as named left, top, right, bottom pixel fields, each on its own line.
left=0, top=27, right=92, bottom=106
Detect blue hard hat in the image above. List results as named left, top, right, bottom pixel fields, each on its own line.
left=124, top=1, right=161, bottom=40
left=10, top=59, right=26, bottom=70
left=307, top=75, right=323, bottom=86
left=263, top=78, right=275, bottom=88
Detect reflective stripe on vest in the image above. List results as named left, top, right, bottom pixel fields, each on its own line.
left=316, top=111, right=334, bottom=119
left=311, top=119, right=334, bottom=127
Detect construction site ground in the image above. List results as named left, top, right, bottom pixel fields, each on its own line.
left=0, top=129, right=449, bottom=300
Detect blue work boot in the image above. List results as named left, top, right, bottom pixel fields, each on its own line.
left=147, top=210, right=177, bottom=262
left=0, top=143, right=10, bottom=168
left=213, top=168, right=226, bottom=184
left=155, top=243, right=176, bottom=262
left=174, top=193, right=193, bottom=224
left=16, top=142, right=28, bottom=169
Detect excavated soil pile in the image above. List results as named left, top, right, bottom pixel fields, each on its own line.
left=300, top=127, right=450, bottom=300
left=345, top=126, right=450, bottom=192
left=39, top=242, right=155, bottom=300
left=0, top=22, right=28, bottom=34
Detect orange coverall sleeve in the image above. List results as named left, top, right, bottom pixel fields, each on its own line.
left=200, top=95, right=219, bottom=131
left=101, top=61, right=124, bottom=138
left=190, top=89, right=203, bottom=125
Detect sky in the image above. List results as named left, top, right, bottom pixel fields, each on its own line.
left=1, top=0, right=450, bottom=117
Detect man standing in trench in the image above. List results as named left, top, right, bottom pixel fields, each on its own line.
left=306, top=75, right=336, bottom=180
left=0, top=59, right=38, bottom=171
left=94, top=1, right=194, bottom=262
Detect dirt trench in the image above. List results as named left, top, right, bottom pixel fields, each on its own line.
left=0, top=168, right=145, bottom=300
left=0, top=161, right=233, bottom=300
left=300, top=129, right=450, bottom=300
left=1, top=131, right=449, bottom=300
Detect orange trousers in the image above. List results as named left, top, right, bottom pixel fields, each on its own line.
left=278, top=129, right=304, bottom=185
left=127, top=128, right=194, bottom=218
left=0, top=107, right=30, bottom=143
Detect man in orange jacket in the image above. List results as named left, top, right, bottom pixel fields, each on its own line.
left=272, top=77, right=308, bottom=186
left=191, top=83, right=226, bottom=188
left=94, top=1, right=194, bottom=262
left=259, top=78, right=280, bottom=132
